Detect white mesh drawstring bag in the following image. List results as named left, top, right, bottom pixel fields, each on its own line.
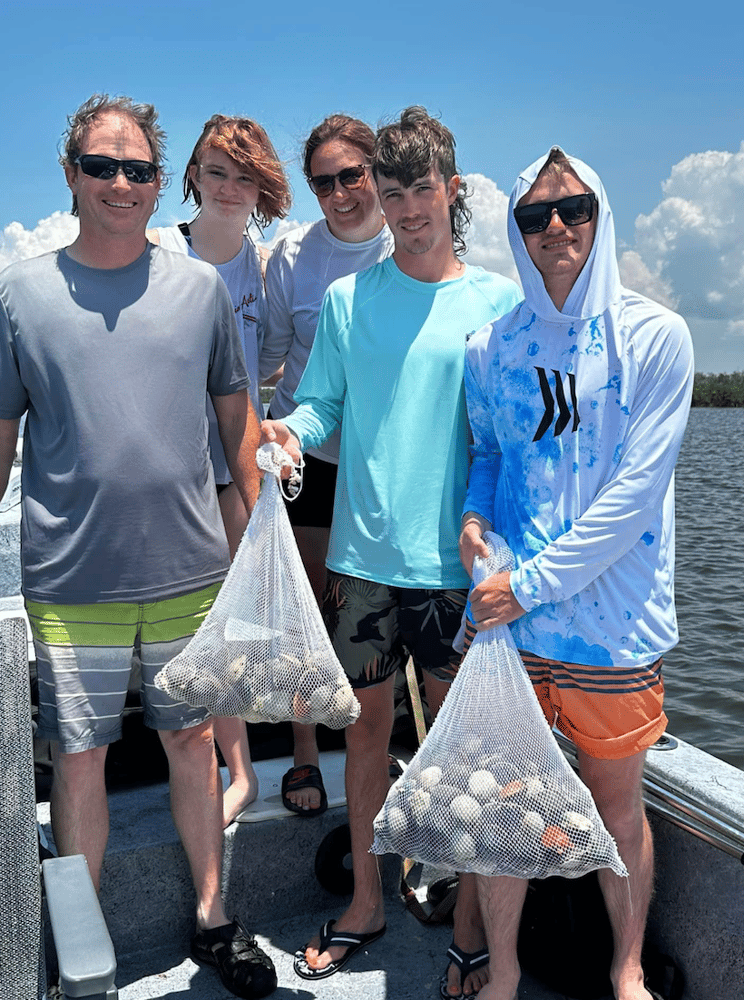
left=155, top=443, right=360, bottom=729
left=371, top=533, right=627, bottom=880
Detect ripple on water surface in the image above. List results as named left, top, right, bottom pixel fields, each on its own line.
left=663, top=408, right=744, bottom=771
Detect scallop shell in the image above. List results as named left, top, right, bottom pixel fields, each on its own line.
left=410, top=788, right=432, bottom=821
left=227, top=655, right=248, bottom=682
left=451, top=831, right=477, bottom=865
left=451, top=794, right=482, bottom=826
left=419, top=766, right=443, bottom=790
left=468, top=770, right=499, bottom=801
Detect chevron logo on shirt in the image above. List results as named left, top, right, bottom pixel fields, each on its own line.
left=533, top=367, right=581, bottom=442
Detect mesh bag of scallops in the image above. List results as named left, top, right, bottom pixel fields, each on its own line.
left=371, top=533, right=628, bottom=880
left=154, top=443, right=361, bottom=729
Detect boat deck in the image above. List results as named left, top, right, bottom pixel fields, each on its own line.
left=39, top=751, right=582, bottom=1000
left=113, top=907, right=566, bottom=1000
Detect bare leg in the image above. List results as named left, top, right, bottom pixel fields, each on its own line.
left=285, top=524, right=329, bottom=811
left=159, top=721, right=228, bottom=930
left=425, top=674, right=489, bottom=998
left=214, top=484, right=259, bottom=824
left=288, top=720, right=322, bottom=811
left=578, top=749, right=656, bottom=1000
left=213, top=716, right=259, bottom=827
left=303, top=676, right=394, bottom=971
left=475, top=875, right=527, bottom=1000
left=50, top=743, right=109, bottom=892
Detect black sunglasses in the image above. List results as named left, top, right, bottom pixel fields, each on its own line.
left=74, top=154, right=159, bottom=185
left=308, top=164, right=367, bottom=198
left=513, top=192, right=597, bottom=235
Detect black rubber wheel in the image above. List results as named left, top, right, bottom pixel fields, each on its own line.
left=314, top=823, right=354, bottom=895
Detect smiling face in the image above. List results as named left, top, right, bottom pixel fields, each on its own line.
left=65, top=111, right=160, bottom=249
left=310, top=138, right=383, bottom=243
left=518, top=165, right=597, bottom=309
left=189, top=146, right=260, bottom=225
left=377, top=166, right=460, bottom=278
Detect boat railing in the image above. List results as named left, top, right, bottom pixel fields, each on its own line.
left=555, top=730, right=744, bottom=862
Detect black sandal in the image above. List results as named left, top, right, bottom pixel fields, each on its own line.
left=281, top=764, right=328, bottom=817
left=191, top=917, right=277, bottom=999
left=439, top=941, right=489, bottom=1000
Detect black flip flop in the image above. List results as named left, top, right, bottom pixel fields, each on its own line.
left=293, top=919, right=386, bottom=980
left=439, top=941, right=489, bottom=1000
left=281, top=764, right=328, bottom=817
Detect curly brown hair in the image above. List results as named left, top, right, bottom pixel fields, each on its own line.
left=183, top=115, right=291, bottom=229
left=372, top=106, right=472, bottom=255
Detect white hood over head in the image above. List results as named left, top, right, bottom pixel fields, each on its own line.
left=507, top=147, right=622, bottom=323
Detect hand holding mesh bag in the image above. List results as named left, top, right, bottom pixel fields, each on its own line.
left=371, top=533, right=627, bottom=879
left=155, top=444, right=360, bottom=729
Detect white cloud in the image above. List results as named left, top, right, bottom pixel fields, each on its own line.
left=2, top=155, right=741, bottom=373
left=618, top=250, right=677, bottom=310
left=628, top=143, right=744, bottom=333
left=461, top=173, right=519, bottom=284
left=0, top=212, right=78, bottom=272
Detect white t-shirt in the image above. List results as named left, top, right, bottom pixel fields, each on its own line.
left=262, top=219, right=394, bottom=464
left=154, top=225, right=265, bottom=482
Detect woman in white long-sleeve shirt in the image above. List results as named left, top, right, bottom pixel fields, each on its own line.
left=260, top=116, right=393, bottom=814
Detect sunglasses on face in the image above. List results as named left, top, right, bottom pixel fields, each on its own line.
left=513, top=192, right=597, bottom=235
left=74, top=154, right=159, bottom=185
left=308, top=164, right=367, bottom=198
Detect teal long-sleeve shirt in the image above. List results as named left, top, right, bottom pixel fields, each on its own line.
left=285, top=257, right=521, bottom=589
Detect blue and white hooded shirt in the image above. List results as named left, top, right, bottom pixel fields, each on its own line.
left=464, top=149, right=694, bottom=667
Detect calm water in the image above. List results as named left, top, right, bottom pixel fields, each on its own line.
left=663, top=407, right=744, bottom=771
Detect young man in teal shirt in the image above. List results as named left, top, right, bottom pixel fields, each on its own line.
left=262, top=107, right=520, bottom=997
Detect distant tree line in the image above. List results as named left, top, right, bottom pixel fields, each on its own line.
left=692, top=371, right=744, bottom=407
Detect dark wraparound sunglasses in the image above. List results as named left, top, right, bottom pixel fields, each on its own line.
left=308, top=164, right=367, bottom=198
left=74, top=155, right=159, bottom=184
left=514, top=192, right=597, bottom=235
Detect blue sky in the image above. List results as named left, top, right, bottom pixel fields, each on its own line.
left=2, top=0, right=743, bottom=372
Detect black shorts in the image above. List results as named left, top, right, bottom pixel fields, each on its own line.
left=267, top=407, right=338, bottom=528
left=285, top=452, right=338, bottom=528
left=322, top=571, right=468, bottom=689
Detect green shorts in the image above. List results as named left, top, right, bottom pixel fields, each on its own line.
left=27, top=583, right=220, bottom=753
left=322, top=571, right=468, bottom=689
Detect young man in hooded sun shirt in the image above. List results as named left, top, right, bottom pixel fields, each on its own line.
left=261, top=107, right=521, bottom=998
left=459, top=147, right=694, bottom=1000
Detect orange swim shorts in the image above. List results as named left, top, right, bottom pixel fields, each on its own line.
left=520, top=651, right=667, bottom=760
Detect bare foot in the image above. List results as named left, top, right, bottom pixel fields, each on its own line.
left=222, top=765, right=259, bottom=827
left=283, top=762, right=325, bottom=813
left=285, top=783, right=322, bottom=812
left=614, top=975, right=659, bottom=1000
left=472, top=988, right=517, bottom=1000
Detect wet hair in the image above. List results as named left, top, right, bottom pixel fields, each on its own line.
left=372, top=106, right=471, bottom=255
left=183, top=115, right=291, bottom=229
left=60, top=94, right=167, bottom=217
left=302, top=114, right=376, bottom=181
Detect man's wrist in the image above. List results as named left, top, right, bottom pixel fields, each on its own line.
left=461, top=511, right=492, bottom=533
